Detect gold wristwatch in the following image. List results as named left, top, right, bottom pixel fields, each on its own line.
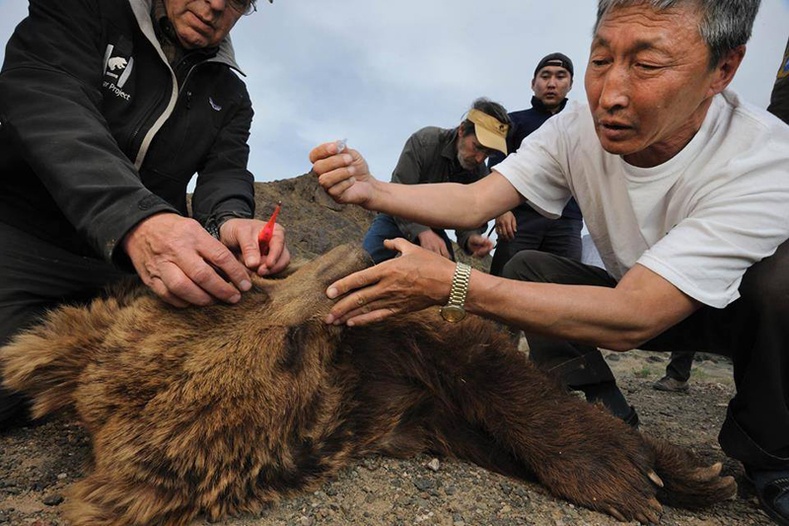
left=440, top=262, right=472, bottom=323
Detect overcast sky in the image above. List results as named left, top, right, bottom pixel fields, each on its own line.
left=1, top=0, right=788, bottom=185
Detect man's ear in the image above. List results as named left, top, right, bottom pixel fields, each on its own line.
left=708, top=45, right=746, bottom=96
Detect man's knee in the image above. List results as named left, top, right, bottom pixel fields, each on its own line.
left=740, top=239, right=789, bottom=316
left=362, top=216, right=403, bottom=264
left=501, top=250, right=561, bottom=283
left=363, top=237, right=397, bottom=265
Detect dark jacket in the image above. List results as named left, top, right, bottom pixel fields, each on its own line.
left=767, top=37, right=789, bottom=124
left=0, top=0, right=255, bottom=264
left=389, top=126, right=488, bottom=252
left=488, top=96, right=581, bottom=220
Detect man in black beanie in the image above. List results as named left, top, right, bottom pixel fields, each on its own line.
left=487, top=53, right=584, bottom=280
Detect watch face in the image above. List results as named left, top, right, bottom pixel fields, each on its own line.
left=440, top=305, right=466, bottom=323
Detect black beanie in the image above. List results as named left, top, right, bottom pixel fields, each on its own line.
left=534, top=52, right=574, bottom=78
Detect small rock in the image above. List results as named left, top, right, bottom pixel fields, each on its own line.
left=426, top=458, right=441, bottom=472
left=413, top=477, right=435, bottom=492
left=42, top=493, right=64, bottom=506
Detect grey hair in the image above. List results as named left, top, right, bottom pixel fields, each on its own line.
left=594, top=0, right=761, bottom=68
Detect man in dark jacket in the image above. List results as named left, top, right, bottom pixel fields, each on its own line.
left=0, top=0, right=290, bottom=425
left=362, top=98, right=507, bottom=264
left=487, top=53, right=583, bottom=277
left=768, top=36, right=789, bottom=123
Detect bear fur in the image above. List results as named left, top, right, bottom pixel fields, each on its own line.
left=0, top=244, right=736, bottom=525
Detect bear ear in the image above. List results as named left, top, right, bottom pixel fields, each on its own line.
left=245, top=277, right=281, bottom=307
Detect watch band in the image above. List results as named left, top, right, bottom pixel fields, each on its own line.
left=204, top=212, right=248, bottom=241
left=447, top=262, right=471, bottom=306
left=440, top=262, right=472, bottom=323
left=204, top=218, right=221, bottom=240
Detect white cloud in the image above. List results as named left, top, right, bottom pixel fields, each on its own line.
left=232, top=0, right=789, bottom=182
left=1, top=0, right=787, bottom=184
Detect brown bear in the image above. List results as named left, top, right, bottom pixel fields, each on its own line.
left=0, top=244, right=735, bottom=526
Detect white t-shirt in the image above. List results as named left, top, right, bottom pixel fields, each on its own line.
left=495, top=90, right=789, bottom=308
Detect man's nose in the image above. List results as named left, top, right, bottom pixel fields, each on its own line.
left=207, top=0, right=228, bottom=12
left=598, top=65, right=630, bottom=111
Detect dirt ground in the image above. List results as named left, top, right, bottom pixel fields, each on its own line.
left=0, top=348, right=774, bottom=526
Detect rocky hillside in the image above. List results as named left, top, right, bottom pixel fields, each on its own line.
left=252, top=173, right=491, bottom=270
left=252, top=173, right=375, bottom=261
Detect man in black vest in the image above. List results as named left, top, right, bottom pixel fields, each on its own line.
left=487, top=53, right=583, bottom=277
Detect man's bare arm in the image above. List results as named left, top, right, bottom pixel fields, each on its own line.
left=470, top=263, right=701, bottom=350
left=310, top=142, right=522, bottom=229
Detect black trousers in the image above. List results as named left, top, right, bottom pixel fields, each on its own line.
left=664, top=351, right=695, bottom=382
left=0, top=223, right=130, bottom=426
left=502, top=240, right=789, bottom=471
left=489, top=206, right=582, bottom=277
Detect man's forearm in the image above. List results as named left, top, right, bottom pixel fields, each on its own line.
left=366, top=180, right=476, bottom=228
left=367, top=173, right=515, bottom=230
left=466, top=265, right=699, bottom=352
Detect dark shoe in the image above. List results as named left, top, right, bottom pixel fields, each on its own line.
left=746, top=467, right=789, bottom=525
left=652, top=375, right=689, bottom=393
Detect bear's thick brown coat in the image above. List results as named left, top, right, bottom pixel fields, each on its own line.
left=0, top=244, right=735, bottom=526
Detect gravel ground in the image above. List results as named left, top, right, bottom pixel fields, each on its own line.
left=0, top=349, right=774, bottom=526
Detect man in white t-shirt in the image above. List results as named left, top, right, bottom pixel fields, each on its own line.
left=311, top=1, right=789, bottom=523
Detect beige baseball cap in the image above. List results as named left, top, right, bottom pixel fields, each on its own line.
left=467, top=109, right=509, bottom=155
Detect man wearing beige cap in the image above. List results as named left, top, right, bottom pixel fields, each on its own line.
left=362, top=97, right=510, bottom=263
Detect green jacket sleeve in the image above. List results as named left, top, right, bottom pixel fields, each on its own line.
left=390, top=133, right=432, bottom=242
